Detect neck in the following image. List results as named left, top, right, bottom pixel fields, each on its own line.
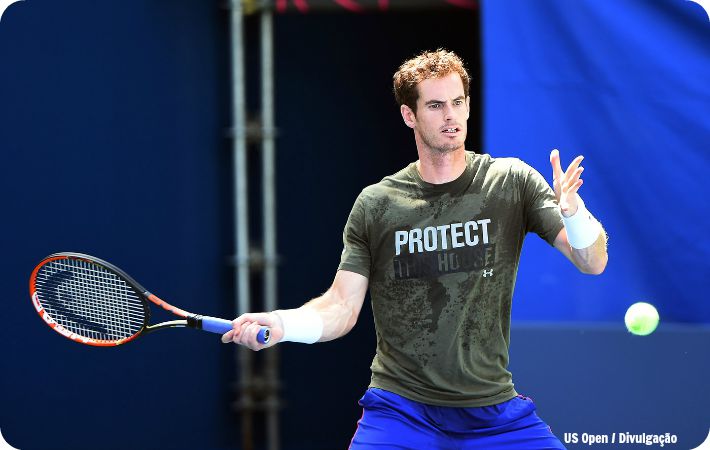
left=416, top=148, right=467, bottom=184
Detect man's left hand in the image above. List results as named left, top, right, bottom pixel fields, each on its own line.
left=550, top=149, right=584, bottom=218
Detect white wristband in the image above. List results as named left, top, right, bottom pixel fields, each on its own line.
left=273, top=308, right=323, bottom=344
left=562, top=196, right=602, bottom=249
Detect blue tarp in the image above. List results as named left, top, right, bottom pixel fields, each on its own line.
left=482, top=0, right=710, bottom=322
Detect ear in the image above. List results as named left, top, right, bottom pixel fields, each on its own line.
left=465, top=96, right=471, bottom=119
left=400, top=104, right=416, bottom=129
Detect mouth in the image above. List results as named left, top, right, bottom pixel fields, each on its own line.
left=441, top=126, right=461, bottom=135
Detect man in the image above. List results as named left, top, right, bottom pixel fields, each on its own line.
left=222, top=49, right=607, bottom=449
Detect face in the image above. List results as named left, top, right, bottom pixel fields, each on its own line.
left=401, top=72, right=470, bottom=155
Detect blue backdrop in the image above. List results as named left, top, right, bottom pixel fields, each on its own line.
left=482, top=0, right=710, bottom=323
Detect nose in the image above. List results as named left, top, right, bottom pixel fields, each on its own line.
left=443, top=103, right=455, bottom=121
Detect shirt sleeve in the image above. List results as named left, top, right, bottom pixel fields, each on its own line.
left=337, top=192, right=372, bottom=278
left=521, top=162, right=565, bottom=246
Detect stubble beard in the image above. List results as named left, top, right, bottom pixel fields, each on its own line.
left=420, top=128, right=466, bottom=155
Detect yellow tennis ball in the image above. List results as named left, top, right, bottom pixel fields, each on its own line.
left=624, top=302, right=659, bottom=336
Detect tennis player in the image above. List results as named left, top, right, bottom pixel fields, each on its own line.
left=222, top=49, right=608, bottom=449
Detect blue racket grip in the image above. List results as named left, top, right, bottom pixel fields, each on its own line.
left=200, top=316, right=270, bottom=344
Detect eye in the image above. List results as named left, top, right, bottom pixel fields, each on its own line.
left=429, top=103, right=442, bottom=109
left=454, top=99, right=464, bottom=106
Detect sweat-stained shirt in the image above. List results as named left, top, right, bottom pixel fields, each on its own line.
left=338, top=151, right=564, bottom=407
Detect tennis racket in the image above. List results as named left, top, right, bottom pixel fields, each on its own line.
left=29, top=252, right=270, bottom=347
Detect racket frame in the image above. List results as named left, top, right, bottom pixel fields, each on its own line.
left=30, top=252, right=217, bottom=346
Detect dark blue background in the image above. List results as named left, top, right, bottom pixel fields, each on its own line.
left=1, top=1, right=708, bottom=449
left=1, top=1, right=236, bottom=448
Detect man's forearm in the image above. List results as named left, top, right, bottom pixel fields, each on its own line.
left=569, top=227, right=608, bottom=275
left=303, top=289, right=360, bottom=342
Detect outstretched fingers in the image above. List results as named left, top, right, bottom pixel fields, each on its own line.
left=550, top=149, right=564, bottom=188
left=563, top=166, right=584, bottom=194
left=551, top=150, right=585, bottom=192
left=550, top=149, right=587, bottom=216
left=564, top=155, right=584, bottom=181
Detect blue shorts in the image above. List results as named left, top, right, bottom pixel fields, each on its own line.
left=349, top=388, right=566, bottom=449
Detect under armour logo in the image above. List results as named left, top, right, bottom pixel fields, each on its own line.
left=482, top=269, right=494, bottom=277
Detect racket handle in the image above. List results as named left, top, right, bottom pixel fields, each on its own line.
left=198, top=316, right=270, bottom=345
left=257, top=327, right=270, bottom=344
left=200, top=316, right=234, bottom=334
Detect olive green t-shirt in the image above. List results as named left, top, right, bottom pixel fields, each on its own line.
left=338, top=151, right=564, bottom=407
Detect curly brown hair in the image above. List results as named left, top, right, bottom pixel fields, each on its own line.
left=393, top=49, right=470, bottom=114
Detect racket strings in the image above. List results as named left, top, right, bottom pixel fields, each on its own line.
left=34, top=259, right=146, bottom=341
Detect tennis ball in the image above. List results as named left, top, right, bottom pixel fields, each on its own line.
left=624, top=302, right=659, bottom=336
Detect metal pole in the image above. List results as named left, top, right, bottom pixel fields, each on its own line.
left=260, top=5, right=280, bottom=450
left=230, top=1, right=254, bottom=449
left=260, top=2, right=277, bottom=336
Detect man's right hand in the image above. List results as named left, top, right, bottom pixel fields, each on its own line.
left=221, top=312, right=284, bottom=351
